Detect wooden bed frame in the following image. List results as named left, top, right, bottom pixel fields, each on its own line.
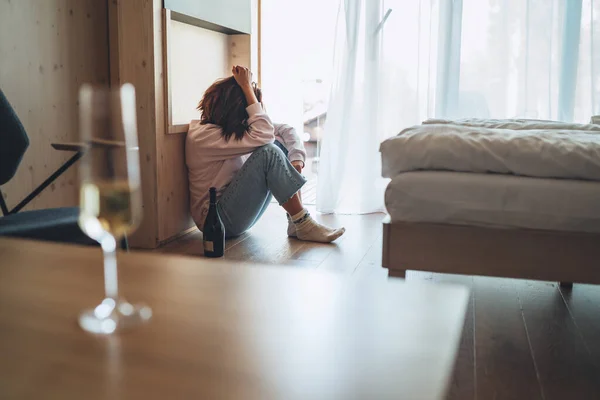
left=382, top=218, right=600, bottom=285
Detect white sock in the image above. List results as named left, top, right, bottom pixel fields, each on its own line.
left=286, top=214, right=297, bottom=237
left=290, top=209, right=345, bottom=243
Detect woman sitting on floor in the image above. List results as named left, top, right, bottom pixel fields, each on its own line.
left=185, top=66, right=345, bottom=243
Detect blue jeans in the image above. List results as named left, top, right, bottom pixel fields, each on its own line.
left=217, top=142, right=306, bottom=237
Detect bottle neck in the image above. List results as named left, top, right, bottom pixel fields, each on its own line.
left=209, top=190, right=217, bottom=205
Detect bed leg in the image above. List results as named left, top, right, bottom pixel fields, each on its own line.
left=559, top=281, right=573, bottom=289
left=388, top=269, right=406, bottom=279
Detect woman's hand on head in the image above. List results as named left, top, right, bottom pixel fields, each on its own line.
left=233, top=66, right=259, bottom=106
left=232, top=66, right=252, bottom=89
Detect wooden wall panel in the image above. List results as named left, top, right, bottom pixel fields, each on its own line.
left=157, top=135, right=195, bottom=243
left=0, top=0, right=109, bottom=211
left=109, top=0, right=160, bottom=249
left=229, top=34, right=252, bottom=71
left=251, top=0, right=260, bottom=81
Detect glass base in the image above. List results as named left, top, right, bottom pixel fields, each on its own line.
left=79, top=298, right=152, bottom=334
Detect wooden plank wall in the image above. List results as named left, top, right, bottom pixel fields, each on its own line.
left=229, top=35, right=252, bottom=75
left=0, top=0, right=109, bottom=210
left=108, top=0, right=160, bottom=249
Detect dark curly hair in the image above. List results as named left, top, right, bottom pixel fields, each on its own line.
left=197, top=76, right=263, bottom=141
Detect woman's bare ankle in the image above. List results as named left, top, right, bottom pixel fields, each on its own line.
left=282, top=193, right=303, bottom=216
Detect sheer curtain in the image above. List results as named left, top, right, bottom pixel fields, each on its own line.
left=317, top=0, right=600, bottom=214
left=316, top=0, right=386, bottom=214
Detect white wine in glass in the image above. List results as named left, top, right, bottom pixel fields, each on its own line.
left=77, top=83, right=151, bottom=334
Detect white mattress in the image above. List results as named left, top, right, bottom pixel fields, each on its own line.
left=385, top=171, right=600, bottom=233
left=380, top=124, right=600, bottom=181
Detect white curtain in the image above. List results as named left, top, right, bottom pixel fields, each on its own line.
left=317, top=0, right=600, bottom=214
left=316, top=0, right=387, bottom=214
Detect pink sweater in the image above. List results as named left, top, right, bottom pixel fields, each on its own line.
left=185, top=103, right=306, bottom=229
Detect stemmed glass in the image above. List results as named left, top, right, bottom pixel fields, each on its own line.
left=77, top=83, right=151, bottom=334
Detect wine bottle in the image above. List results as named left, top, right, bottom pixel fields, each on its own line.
left=203, top=187, right=225, bottom=257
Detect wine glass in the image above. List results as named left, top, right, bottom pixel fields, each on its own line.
left=77, top=83, right=151, bottom=334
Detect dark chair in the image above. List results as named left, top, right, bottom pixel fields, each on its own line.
left=0, top=89, right=128, bottom=249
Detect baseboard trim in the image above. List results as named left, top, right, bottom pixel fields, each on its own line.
left=157, top=226, right=199, bottom=248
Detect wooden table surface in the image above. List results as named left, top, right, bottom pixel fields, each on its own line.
left=0, top=238, right=469, bottom=400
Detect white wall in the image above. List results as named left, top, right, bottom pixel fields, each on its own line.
left=170, top=21, right=230, bottom=124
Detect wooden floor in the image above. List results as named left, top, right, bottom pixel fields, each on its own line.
left=157, top=205, right=600, bottom=400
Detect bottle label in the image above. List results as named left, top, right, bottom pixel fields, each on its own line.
left=204, top=240, right=214, bottom=252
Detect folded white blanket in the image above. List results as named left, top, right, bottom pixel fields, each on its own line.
left=380, top=124, right=600, bottom=181
left=423, top=118, right=600, bottom=131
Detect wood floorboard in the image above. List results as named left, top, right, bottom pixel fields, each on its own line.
left=473, top=277, right=542, bottom=400
left=224, top=231, right=253, bottom=251
left=433, top=273, right=475, bottom=400
left=223, top=205, right=305, bottom=265
left=348, top=236, right=387, bottom=284
left=558, top=284, right=600, bottom=367
left=516, top=280, right=600, bottom=399
left=288, top=210, right=351, bottom=263
left=156, top=229, right=251, bottom=257
left=317, top=213, right=384, bottom=273
left=354, top=235, right=382, bottom=271
left=291, top=243, right=335, bottom=263
left=156, top=209, right=600, bottom=398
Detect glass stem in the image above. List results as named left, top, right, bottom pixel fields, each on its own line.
left=101, top=235, right=119, bottom=300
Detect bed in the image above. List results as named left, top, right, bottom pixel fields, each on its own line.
left=380, top=118, right=600, bottom=285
